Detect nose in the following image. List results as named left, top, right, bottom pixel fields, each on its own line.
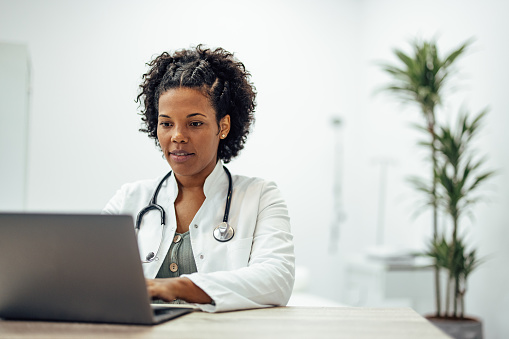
left=171, top=126, right=188, bottom=143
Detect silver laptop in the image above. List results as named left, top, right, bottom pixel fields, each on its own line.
left=0, top=213, right=193, bottom=325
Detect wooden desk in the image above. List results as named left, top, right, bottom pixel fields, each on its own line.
left=0, top=307, right=450, bottom=339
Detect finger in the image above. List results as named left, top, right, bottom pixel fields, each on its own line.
left=146, top=281, right=160, bottom=297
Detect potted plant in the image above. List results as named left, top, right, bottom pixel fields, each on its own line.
left=423, top=109, right=493, bottom=338
left=379, top=38, right=494, bottom=339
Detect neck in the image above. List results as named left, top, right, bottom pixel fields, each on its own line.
left=175, top=174, right=206, bottom=192
left=174, top=162, right=217, bottom=192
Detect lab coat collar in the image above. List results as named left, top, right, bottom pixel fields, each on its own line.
left=165, top=160, right=227, bottom=200
left=203, top=160, right=228, bottom=198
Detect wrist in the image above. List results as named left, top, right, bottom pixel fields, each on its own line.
left=173, top=277, right=190, bottom=300
left=177, top=277, right=213, bottom=304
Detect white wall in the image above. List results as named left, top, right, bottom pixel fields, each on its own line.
left=1, top=0, right=508, bottom=337
left=0, top=43, right=30, bottom=210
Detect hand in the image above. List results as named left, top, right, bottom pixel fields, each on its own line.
left=146, top=277, right=213, bottom=304
left=146, top=278, right=178, bottom=302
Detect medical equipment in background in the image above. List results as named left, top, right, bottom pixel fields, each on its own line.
left=329, top=116, right=346, bottom=254
left=366, top=157, right=414, bottom=262
left=374, top=157, right=394, bottom=247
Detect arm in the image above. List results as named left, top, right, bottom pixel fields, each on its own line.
left=184, top=180, right=295, bottom=312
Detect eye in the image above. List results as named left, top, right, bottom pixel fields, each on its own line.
left=159, top=121, right=172, bottom=127
left=190, top=121, right=204, bottom=127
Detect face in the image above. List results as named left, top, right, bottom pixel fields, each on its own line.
left=157, top=87, right=230, bottom=183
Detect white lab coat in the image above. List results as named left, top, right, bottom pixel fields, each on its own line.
left=102, top=161, right=295, bottom=312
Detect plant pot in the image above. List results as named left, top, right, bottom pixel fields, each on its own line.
left=427, top=316, right=483, bottom=339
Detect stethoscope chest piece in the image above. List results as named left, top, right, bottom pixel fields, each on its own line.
left=213, top=222, right=234, bottom=242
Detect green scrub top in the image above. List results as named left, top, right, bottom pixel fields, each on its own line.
left=153, top=231, right=198, bottom=304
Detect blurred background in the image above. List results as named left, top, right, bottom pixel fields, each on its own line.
left=1, top=0, right=508, bottom=337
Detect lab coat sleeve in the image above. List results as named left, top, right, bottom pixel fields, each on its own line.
left=102, top=184, right=127, bottom=215
left=182, top=181, right=295, bottom=312
left=101, top=180, right=153, bottom=217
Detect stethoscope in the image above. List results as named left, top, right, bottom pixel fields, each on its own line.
left=135, top=166, right=234, bottom=263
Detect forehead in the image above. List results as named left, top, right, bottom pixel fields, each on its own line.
left=158, top=87, right=215, bottom=117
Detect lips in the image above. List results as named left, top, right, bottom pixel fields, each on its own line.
left=169, top=150, right=195, bottom=163
left=170, top=150, right=193, bottom=156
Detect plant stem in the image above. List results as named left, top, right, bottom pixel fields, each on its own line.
left=445, top=274, right=451, bottom=316
left=452, top=216, right=459, bottom=318
left=460, top=288, right=465, bottom=318
left=454, top=275, right=459, bottom=317
left=434, top=265, right=441, bottom=317
left=428, top=112, right=442, bottom=317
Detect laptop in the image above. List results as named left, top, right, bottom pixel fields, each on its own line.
left=0, top=213, right=193, bottom=325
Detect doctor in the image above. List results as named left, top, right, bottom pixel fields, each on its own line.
left=103, top=45, right=295, bottom=312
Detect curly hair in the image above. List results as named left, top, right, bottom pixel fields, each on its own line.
left=136, top=45, right=256, bottom=163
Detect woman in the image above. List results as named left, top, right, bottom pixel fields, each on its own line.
left=103, top=45, right=295, bottom=312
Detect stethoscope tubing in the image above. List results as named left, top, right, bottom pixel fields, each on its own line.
left=222, top=166, right=233, bottom=223
left=135, top=170, right=173, bottom=229
left=135, top=166, right=234, bottom=263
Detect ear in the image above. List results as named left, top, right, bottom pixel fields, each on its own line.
left=219, top=115, right=231, bottom=139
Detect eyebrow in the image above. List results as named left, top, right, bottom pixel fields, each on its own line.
left=158, top=113, right=207, bottom=118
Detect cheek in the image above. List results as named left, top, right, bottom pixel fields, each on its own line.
left=198, top=135, right=218, bottom=156
left=156, top=132, right=168, bottom=153
left=156, top=127, right=166, bottom=144
left=205, top=133, right=220, bottom=146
